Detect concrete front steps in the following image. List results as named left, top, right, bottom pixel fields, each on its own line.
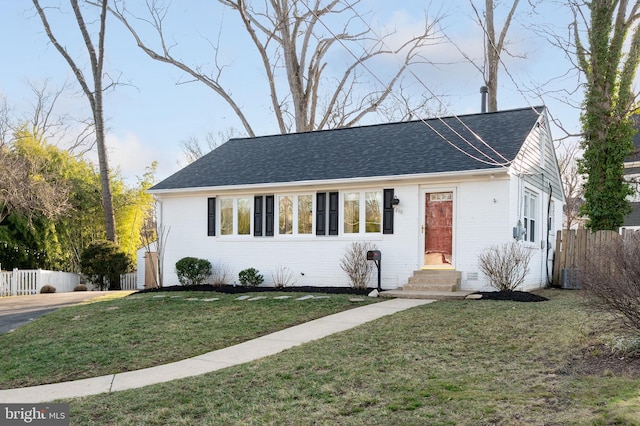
left=381, top=269, right=473, bottom=300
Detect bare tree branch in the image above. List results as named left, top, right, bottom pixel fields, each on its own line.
left=109, top=0, right=443, bottom=134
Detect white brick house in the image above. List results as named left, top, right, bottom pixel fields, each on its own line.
left=147, top=106, right=564, bottom=291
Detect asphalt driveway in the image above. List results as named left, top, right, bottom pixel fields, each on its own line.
left=0, top=291, right=115, bottom=334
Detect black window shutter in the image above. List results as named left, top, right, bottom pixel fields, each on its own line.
left=207, top=197, right=216, bottom=236
left=265, top=195, right=275, bottom=236
left=254, top=196, right=263, bottom=236
left=329, top=191, right=339, bottom=235
left=316, top=192, right=326, bottom=235
left=383, top=189, right=394, bottom=234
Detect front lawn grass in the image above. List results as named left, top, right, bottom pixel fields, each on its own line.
left=0, top=291, right=378, bottom=389
left=68, top=290, right=640, bottom=425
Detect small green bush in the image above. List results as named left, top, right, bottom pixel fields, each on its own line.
left=40, top=285, right=56, bottom=294
left=80, top=240, right=131, bottom=290
left=74, top=284, right=88, bottom=292
left=175, top=257, right=212, bottom=286
left=238, top=267, right=264, bottom=287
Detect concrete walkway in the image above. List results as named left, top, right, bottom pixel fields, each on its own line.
left=0, top=298, right=433, bottom=403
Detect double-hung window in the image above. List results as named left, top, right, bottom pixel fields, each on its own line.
left=343, top=191, right=383, bottom=234
left=524, top=190, right=537, bottom=243
left=219, top=197, right=251, bottom=236
left=278, top=194, right=313, bottom=235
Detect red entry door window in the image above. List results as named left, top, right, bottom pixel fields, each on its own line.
left=424, top=192, right=453, bottom=266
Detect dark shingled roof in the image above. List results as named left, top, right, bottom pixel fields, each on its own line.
left=151, top=106, right=545, bottom=191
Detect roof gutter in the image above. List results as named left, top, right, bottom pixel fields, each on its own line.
left=148, top=167, right=508, bottom=196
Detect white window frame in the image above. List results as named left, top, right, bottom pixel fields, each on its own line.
left=524, top=190, right=537, bottom=243
left=237, top=197, right=252, bottom=235
left=276, top=193, right=314, bottom=236
left=342, top=190, right=383, bottom=235
left=219, top=197, right=253, bottom=236
left=297, top=194, right=314, bottom=235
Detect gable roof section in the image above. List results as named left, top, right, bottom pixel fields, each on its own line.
left=151, top=106, right=545, bottom=191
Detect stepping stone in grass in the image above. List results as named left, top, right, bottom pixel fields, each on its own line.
left=295, top=295, right=314, bottom=301
left=248, top=296, right=266, bottom=301
left=236, top=295, right=250, bottom=300
left=314, top=296, right=331, bottom=299
left=152, top=295, right=166, bottom=298
left=201, top=298, right=219, bottom=302
left=185, top=298, right=199, bottom=301
left=273, top=296, right=292, bottom=300
left=349, top=298, right=365, bottom=302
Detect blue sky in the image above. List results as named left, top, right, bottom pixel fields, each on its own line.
left=1, top=1, right=581, bottom=184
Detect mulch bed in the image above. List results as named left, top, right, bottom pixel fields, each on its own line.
left=136, top=286, right=549, bottom=302
left=135, top=284, right=372, bottom=296
left=469, top=290, right=549, bottom=302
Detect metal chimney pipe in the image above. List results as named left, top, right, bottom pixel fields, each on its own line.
left=480, top=86, right=488, bottom=113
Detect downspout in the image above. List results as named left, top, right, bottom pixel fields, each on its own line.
left=546, top=182, right=553, bottom=287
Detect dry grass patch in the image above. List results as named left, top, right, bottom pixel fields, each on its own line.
left=0, top=291, right=377, bottom=389
left=67, top=290, right=640, bottom=425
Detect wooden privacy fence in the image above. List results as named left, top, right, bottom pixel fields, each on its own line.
left=552, top=229, right=639, bottom=287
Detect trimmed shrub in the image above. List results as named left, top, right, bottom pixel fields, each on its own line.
left=477, top=241, right=533, bottom=291
left=40, top=285, right=56, bottom=294
left=238, top=267, right=264, bottom=287
left=74, top=284, right=88, bottom=291
left=175, top=257, right=212, bottom=286
left=81, top=240, right=131, bottom=290
left=340, top=242, right=377, bottom=289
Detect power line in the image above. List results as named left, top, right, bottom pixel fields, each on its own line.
left=298, top=0, right=517, bottom=167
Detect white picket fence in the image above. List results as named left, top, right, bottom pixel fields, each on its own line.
left=0, top=269, right=80, bottom=296
left=120, top=272, right=137, bottom=290
left=0, top=269, right=139, bottom=296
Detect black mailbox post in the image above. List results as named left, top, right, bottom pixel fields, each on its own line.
left=367, top=250, right=381, bottom=291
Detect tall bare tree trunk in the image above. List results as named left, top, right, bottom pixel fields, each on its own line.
left=466, top=0, right=520, bottom=112
left=33, top=0, right=117, bottom=242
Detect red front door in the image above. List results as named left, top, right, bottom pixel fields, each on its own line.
left=424, top=192, right=453, bottom=266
